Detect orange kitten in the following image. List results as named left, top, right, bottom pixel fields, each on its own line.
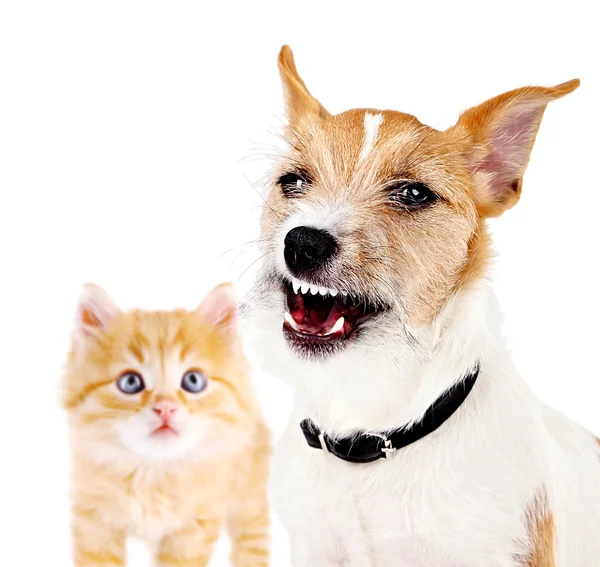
left=62, top=283, right=271, bottom=567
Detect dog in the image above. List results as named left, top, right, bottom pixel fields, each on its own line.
left=243, top=45, right=599, bottom=566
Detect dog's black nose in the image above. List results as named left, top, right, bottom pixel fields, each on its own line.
left=284, top=226, right=338, bottom=275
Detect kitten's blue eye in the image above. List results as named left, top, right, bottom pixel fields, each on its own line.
left=181, top=370, right=208, bottom=394
left=117, top=372, right=145, bottom=395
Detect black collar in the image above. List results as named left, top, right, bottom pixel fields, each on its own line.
left=300, top=365, right=480, bottom=464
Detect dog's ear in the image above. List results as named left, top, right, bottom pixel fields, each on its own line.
left=278, top=45, right=330, bottom=128
left=452, top=79, right=580, bottom=218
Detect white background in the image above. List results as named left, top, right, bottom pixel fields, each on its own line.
left=0, top=1, right=598, bottom=565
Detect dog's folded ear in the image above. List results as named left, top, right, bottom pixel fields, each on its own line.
left=451, top=79, right=580, bottom=218
left=278, top=45, right=330, bottom=129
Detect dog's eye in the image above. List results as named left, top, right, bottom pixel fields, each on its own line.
left=388, top=181, right=437, bottom=209
left=117, top=372, right=145, bottom=395
left=277, top=172, right=311, bottom=197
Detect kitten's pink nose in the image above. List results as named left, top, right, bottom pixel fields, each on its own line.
left=153, top=400, right=178, bottom=422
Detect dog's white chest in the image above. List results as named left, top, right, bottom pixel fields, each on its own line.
left=271, top=433, right=444, bottom=566
left=272, top=419, right=529, bottom=567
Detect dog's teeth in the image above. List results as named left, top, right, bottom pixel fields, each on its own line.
left=284, top=311, right=299, bottom=331
left=318, top=286, right=328, bottom=296
left=310, top=284, right=319, bottom=295
left=327, top=316, right=345, bottom=335
left=292, top=279, right=301, bottom=294
left=300, top=282, right=310, bottom=294
left=329, top=288, right=338, bottom=297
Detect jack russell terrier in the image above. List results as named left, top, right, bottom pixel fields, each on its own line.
left=244, top=45, right=598, bottom=566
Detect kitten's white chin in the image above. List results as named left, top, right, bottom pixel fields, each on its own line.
left=73, top=415, right=244, bottom=466
left=119, top=427, right=207, bottom=462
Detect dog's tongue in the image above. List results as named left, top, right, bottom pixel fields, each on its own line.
left=287, top=291, right=346, bottom=335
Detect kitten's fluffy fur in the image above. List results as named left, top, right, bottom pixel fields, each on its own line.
left=63, top=283, right=270, bottom=567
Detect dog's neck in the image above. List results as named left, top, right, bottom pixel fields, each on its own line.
left=291, top=281, right=508, bottom=433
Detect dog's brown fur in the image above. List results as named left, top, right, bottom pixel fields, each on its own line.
left=267, top=46, right=579, bottom=325
left=523, top=491, right=556, bottom=567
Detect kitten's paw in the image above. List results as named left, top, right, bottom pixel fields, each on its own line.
left=230, top=542, right=269, bottom=567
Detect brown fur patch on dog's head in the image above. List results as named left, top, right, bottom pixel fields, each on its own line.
left=263, top=46, right=579, bottom=326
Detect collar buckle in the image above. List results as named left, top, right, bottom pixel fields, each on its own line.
left=367, top=431, right=396, bottom=459
left=317, top=431, right=328, bottom=453
left=381, top=437, right=396, bottom=459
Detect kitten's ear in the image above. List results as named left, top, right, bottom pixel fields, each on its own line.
left=278, top=45, right=330, bottom=129
left=196, top=282, right=238, bottom=333
left=74, top=283, right=120, bottom=342
left=452, top=79, right=580, bottom=218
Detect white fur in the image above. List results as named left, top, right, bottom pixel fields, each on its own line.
left=245, top=262, right=600, bottom=566
left=359, top=112, right=383, bottom=162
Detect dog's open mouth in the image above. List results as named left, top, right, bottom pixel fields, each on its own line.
left=282, top=277, right=384, bottom=354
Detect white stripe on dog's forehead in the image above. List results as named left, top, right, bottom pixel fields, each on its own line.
left=359, top=112, right=383, bottom=162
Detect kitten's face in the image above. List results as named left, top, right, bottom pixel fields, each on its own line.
left=64, top=285, right=252, bottom=463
